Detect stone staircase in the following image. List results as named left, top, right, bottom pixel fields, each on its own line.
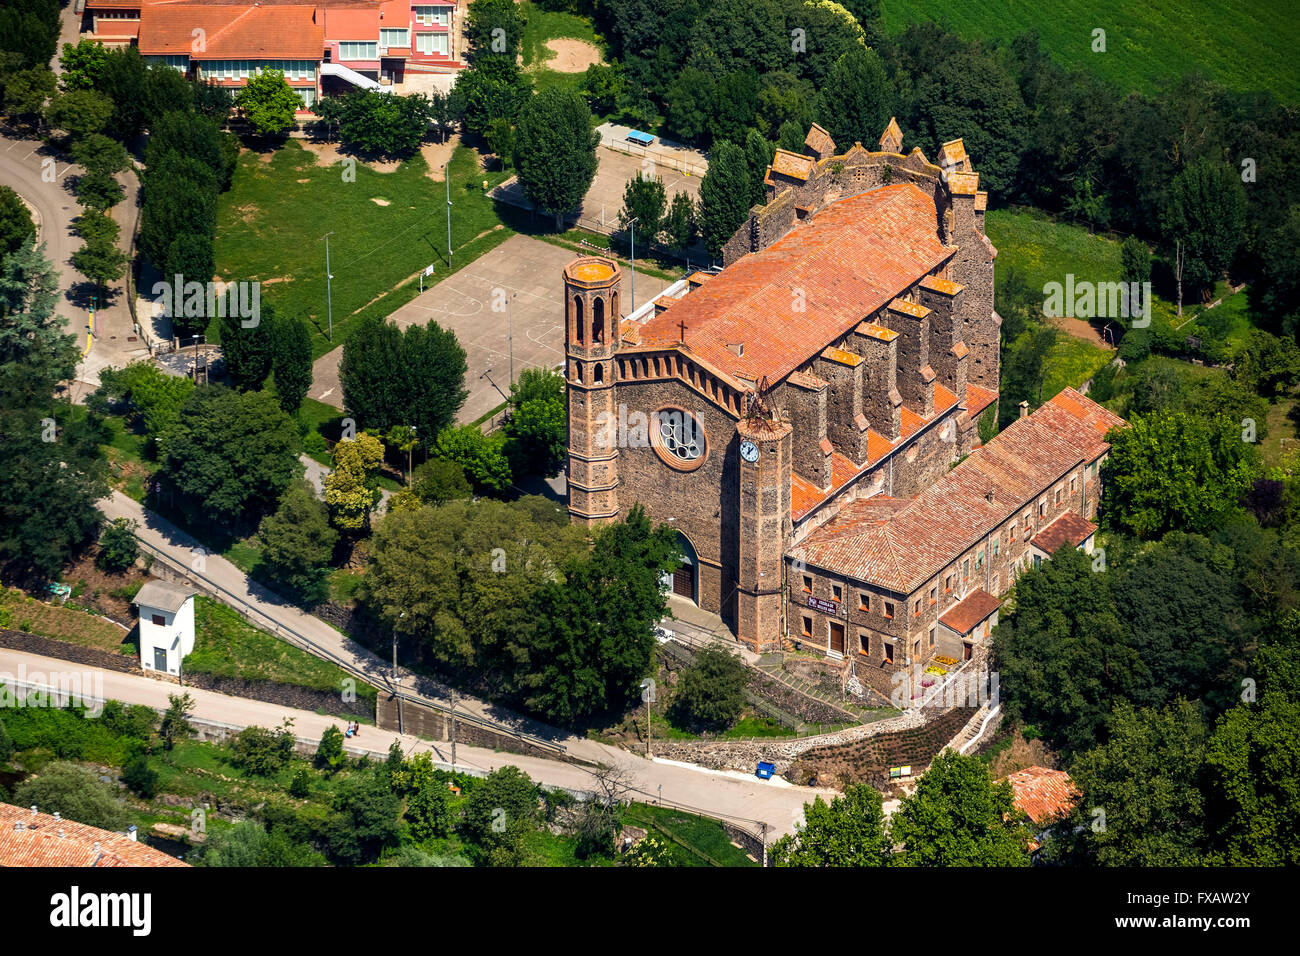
left=753, top=652, right=885, bottom=722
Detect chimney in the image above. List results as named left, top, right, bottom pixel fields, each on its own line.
left=93, top=842, right=101, bottom=854
left=53, top=812, right=61, bottom=822
left=127, top=825, right=138, bottom=842
left=13, top=822, right=24, bottom=832
left=59, top=829, right=66, bottom=839
left=30, top=806, right=37, bottom=815
left=1019, top=400, right=1029, bottom=419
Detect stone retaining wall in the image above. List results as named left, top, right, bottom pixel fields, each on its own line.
left=0, top=628, right=373, bottom=721
left=0, top=628, right=139, bottom=674
left=375, top=695, right=573, bottom=762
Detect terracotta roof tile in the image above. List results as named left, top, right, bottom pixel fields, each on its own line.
left=770, top=149, right=815, bottom=181
left=966, top=384, right=997, bottom=419
left=1031, top=511, right=1097, bottom=554
left=791, top=393, right=1124, bottom=591
left=638, top=185, right=954, bottom=382
left=919, top=275, right=962, bottom=296
left=805, top=123, right=835, bottom=156
left=787, top=369, right=827, bottom=390
left=790, top=386, right=962, bottom=521
left=887, top=298, right=930, bottom=320
left=1005, top=767, right=1079, bottom=825
left=856, top=321, right=898, bottom=341
left=0, top=803, right=188, bottom=867
left=938, top=588, right=1000, bottom=635
left=948, top=171, right=979, bottom=196
left=140, top=4, right=325, bottom=59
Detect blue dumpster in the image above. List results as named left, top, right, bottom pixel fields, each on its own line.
left=756, top=761, right=775, bottom=780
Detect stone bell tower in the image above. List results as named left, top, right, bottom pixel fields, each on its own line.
left=734, top=405, right=792, bottom=652
left=565, top=256, right=622, bottom=527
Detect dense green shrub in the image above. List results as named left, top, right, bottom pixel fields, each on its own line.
left=669, top=646, right=749, bottom=731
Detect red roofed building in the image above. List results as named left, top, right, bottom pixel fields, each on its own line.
left=81, top=0, right=461, bottom=108
left=562, top=122, right=1111, bottom=659
left=0, top=803, right=188, bottom=868
left=1005, top=767, right=1079, bottom=826
left=787, top=388, right=1123, bottom=691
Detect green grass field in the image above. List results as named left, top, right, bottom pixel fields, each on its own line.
left=519, top=1, right=604, bottom=96
left=623, top=803, right=760, bottom=867
left=186, top=597, right=378, bottom=710
left=986, top=207, right=1123, bottom=294
left=214, top=140, right=517, bottom=359
left=881, top=0, right=1300, bottom=101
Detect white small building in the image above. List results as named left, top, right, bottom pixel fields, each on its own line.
left=132, top=580, right=197, bottom=677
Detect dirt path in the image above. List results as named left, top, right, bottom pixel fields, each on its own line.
left=1048, top=314, right=1115, bottom=350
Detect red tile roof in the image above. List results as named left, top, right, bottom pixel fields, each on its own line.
left=139, top=3, right=325, bottom=60
left=1031, top=511, right=1097, bottom=554
left=637, top=185, right=954, bottom=383
left=938, top=588, right=1000, bottom=635
left=0, top=803, right=188, bottom=867
left=966, top=383, right=998, bottom=420
left=791, top=390, right=1124, bottom=591
left=1005, top=767, right=1078, bottom=825
left=323, top=5, right=378, bottom=38
left=790, top=385, right=964, bottom=521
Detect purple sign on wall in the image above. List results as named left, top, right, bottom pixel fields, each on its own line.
left=807, top=596, right=839, bottom=615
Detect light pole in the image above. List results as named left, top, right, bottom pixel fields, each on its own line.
left=449, top=687, right=458, bottom=770
left=444, top=160, right=453, bottom=264
left=506, top=291, right=516, bottom=386
left=627, top=216, right=639, bottom=316
left=320, top=231, right=335, bottom=342
left=640, top=678, right=654, bottom=758
left=393, top=611, right=405, bottom=734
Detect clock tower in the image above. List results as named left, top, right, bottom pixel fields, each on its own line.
left=735, top=413, right=792, bottom=652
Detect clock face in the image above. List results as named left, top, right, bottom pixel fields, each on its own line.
left=740, top=440, right=759, bottom=463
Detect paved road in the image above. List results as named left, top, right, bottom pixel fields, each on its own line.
left=0, top=134, right=81, bottom=308
left=97, top=491, right=831, bottom=836
left=100, top=491, right=564, bottom=746
left=0, top=645, right=826, bottom=840
left=0, top=130, right=148, bottom=402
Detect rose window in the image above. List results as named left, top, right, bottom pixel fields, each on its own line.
left=658, top=410, right=703, bottom=461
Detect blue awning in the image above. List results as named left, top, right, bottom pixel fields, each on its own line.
left=626, top=130, right=654, bottom=146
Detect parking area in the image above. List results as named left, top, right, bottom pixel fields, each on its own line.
left=575, top=146, right=704, bottom=233
left=309, top=233, right=679, bottom=425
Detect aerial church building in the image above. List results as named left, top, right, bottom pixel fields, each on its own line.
left=564, top=121, right=1123, bottom=695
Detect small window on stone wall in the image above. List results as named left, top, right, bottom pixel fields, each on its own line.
left=832, top=584, right=842, bottom=602
left=802, top=574, right=812, bottom=592
left=594, top=364, right=603, bottom=384
left=801, top=615, right=813, bottom=637
left=884, top=601, right=894, bottom=619
left=883, top=642, right=894, bottom=663
left=859, top=592, right=869, bottom=611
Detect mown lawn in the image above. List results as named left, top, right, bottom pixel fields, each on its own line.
left=214, top=140, right=517, bottom=359
left=186, top=597, right=378, bottom=711
left=623, top=803, right=760, bottom=867
left=881, top=0, right=1300, bottom=101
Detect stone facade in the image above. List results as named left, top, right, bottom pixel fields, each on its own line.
left=564, top=122, right=1014, bottom=653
